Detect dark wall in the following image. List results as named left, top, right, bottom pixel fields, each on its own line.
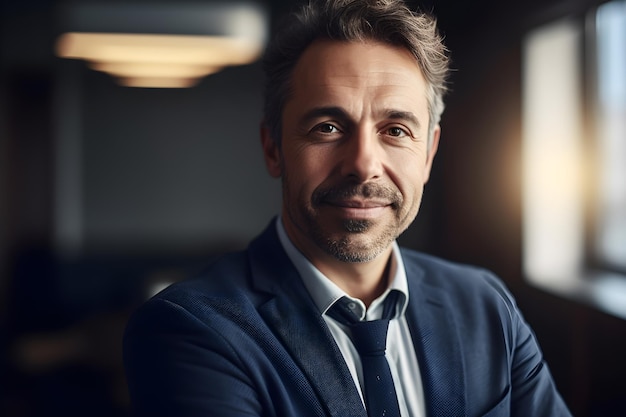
left=2, top=1, right=625, bottom=416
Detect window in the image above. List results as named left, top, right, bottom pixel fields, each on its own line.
left=522, top=0, right=626, bottom=318
left=594, top=0, right=626, bottom=272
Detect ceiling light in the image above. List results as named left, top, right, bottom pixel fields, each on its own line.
left=55, top=2, right=268, bottom=88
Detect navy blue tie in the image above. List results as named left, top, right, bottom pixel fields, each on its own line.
left=329, top=292, right=401, bottom=417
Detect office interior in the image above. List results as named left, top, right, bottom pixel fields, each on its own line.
left=1, top=0, right=625, bottom=416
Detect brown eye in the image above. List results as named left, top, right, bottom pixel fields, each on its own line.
left=316, top=123, right=339, bottom=134
left=387, top=127, right=408, bottom=137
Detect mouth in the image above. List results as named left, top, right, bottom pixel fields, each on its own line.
left=336, top=206, right=389, bottom=219
left=326, top=198, right=391, bottom=209
left=313, top=182, right=402, bottom=216
left=322, top=199, right=393, bottom=220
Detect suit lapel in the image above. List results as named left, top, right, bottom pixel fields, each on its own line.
left=249, top=222, right=366, bottom=417
left=403, top=254, right=467, bottom=417
left=247, top=223, right=467, bottom=416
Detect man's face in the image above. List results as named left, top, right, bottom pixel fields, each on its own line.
left=262, top=39, right=439, bottom=265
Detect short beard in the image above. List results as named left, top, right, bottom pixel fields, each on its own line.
left=344, top=219, right=370, bottom=233
left=324, top=228, right=395, bottom=263
left=326, top=219, right=378, bottom=262
left=313, top=218, right=397, bottom=263
left=282, top=172, right=406, bottom=263
left=327, top=239, right=379, bottom=263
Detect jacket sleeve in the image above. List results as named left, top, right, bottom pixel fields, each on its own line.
left=486, top=274, right=573, bottom=417
left=123, top=297, right=263, bottom=417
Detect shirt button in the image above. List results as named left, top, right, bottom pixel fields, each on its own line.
left=347, top=302, right=357, bottom=310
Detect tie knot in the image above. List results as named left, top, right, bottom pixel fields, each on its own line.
left=327, top=294, right=399, bottom=356
left=328, top=291, right=400, bottom=325
left=350, top=319, right=391, bottom=356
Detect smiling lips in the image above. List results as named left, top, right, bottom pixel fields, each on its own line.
left=324, top=198, right=392, bottom=219
left=312, top=182, right=401, bottom=220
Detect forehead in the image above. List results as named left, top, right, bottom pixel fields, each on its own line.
left=289, top=39, right=428, bottom=112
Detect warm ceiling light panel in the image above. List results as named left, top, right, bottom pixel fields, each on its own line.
left=55, top=2, right=268, bottom=88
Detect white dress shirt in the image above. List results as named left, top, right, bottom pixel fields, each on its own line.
left=276, top=218, right=426, bottom=417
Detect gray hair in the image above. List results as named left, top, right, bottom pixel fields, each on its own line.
left=262, top=0, right=450, bottom=149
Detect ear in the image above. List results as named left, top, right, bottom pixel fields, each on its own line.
left=260, top=123, right=282, bottom=178
left=422, top=124, right=440, bottom=184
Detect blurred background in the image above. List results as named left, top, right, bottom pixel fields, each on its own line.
left=1, top=0, right=625, bottom=416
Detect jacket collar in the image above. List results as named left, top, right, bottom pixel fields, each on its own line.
left=246, top=220, right=467, bottom=417
left=248, top=220, right=367, bottom=417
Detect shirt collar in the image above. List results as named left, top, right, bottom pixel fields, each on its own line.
left=275, top=216, right=409, bottom=320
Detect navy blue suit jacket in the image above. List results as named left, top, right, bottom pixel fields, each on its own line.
left=124, top=220, right=571, bottom=416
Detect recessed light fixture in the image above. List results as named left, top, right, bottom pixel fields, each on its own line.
left=55, top=2, right=268, bottom=88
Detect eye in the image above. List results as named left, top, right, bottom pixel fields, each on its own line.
left=306, top=122, right=344, bottom=142
left=383, top=126, right=410, bottom=138
left=313, top=123, right=341, bottom=134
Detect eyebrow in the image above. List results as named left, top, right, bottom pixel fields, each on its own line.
left=384, top=110, right=421, bottom=129
left=298, top=106, right=351, bottom=126
left=298, top=106, right=421, bottom=130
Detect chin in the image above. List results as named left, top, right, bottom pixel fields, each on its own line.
left=319, top=227, right=396, bottom=263
left=325, top=239, right=388, bottom=263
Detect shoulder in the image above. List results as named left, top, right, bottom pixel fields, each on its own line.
left=157, top=250, right=251, bottom=301
left=400, top=247, right=528, bottom=356
left=400, top=247, right=517, bottom=315
left=126, top=250, right=262, bottom=334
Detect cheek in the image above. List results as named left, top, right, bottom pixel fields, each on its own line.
left=285, top=146, right=334, bottom=183
left=395, top=170, right=426, bottom=224
left=387, top=149, right=428, bottom=195
left=282, top=153, right=327, bottom=200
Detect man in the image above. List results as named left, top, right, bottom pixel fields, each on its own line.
left=123, top=0, right=572, bottom=416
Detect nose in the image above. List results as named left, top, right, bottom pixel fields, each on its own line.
left=339, top=130, right=384, bottom=182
